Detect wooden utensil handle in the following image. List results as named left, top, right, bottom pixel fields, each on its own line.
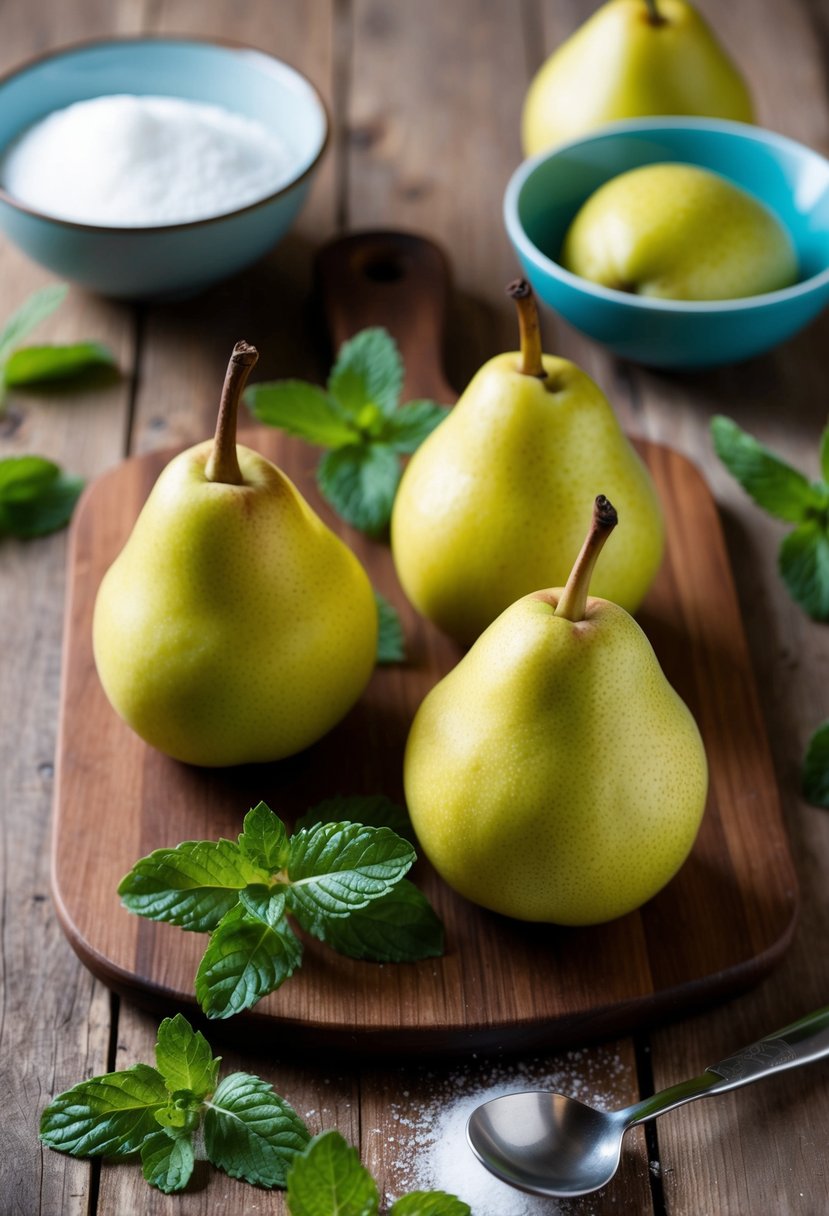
left=315, top=230, right=457, bottom=404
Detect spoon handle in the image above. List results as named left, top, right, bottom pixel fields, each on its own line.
left=706, top=1004, right=829, bottom=1088
left=624, top=1005, right=829, bottom=1127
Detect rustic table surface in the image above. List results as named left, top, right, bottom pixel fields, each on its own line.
left=2, top=1, right=828, bottom=1214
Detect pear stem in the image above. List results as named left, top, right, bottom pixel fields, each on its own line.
left=205, top=341, right=259, bottom=485
left=506, top=279, right=546, bottom=379
left=644, top=0, right=666, bottom=25
left=554, top=496, right=619, bottom=623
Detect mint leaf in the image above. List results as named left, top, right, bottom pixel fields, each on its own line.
left=238, top=884, right=287, bottom=927
left=286, top=1129, right=379, bottom=1216
left=328, top=327, right=402, bottom=419
left=118, top=838, right=266, bottom=932
left=0, top=454, right=61, bottom=496
left=803, top=721, right=829, bottom=808
left=778, top=521, right=829, bottom=620
left=287, top=822, right=415, bottom=930
left=238, top=801, right=290, bottom=873
left=375, top=590, right=406, bottom=663
left=195, top=903, right=302, bottom=1019
left=245, top=379, right=358, bottom=448
left=821, top=425, right=829, bottom=485
left=140, top=1130, right=195, bottom=1193
left=295, top=795, right=416, bottom=844
left=204, top=1072, right=310, bottom=1187
left=0, top=282, right=67, bottom=367
left=39, top=1063, right=169, bottom=1158
left=4, top=341, right=116, bottom=385
left=0, top=456, right=83, bottom=538
left=385, top=399, right=450, bottom=454
left=315, top=880, right=444, bottom=963
left=317, top=443, right=400, bottom=535
left=155, top=1013, right=219, bottom=1100
left=391, top=1193, right=471, bottom=1216
left=711, top=416, right=828, bottom=523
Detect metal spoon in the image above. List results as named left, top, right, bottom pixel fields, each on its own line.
left=467, top=1005, right=829, bottom=1199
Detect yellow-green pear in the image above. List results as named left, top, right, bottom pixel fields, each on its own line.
left=562, top=163, right=798, bottom=300
left=390, top=282, right=663, bottom=646
left=522, top=0, right=754, bottom=156
left=405, top=496, right=708, bottom=925
left=93, top=341, right=377, bottom=767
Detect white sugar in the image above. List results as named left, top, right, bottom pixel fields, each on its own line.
left=1, top=94, right=296, bottom=226
left=385, top=1048, right=628, bottom=1215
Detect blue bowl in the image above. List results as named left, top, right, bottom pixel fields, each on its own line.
left=0, top=38, right=329, bottom=299
left=504, top=118, right=829, bottom=369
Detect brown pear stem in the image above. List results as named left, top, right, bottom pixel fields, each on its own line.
left=205, top=340, right=259, bottom=485
left=506, top=279, right=546, bottom=379
left=644, top=0, right=666, bottom=25
left=554, top=496, right=619, bottom=623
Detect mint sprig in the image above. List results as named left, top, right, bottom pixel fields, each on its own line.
left=40, top=1014, right=310, bottom=1194
left=41, top=1021, right=471, bottom=1205
left=245, top=328, right=450, bottom=536
left=0, top=282, right=116, bottom=401
left=711, top=416, right=829, bottom=619
left=118, top=798, right=444, bottom=1018
left=0, top=454, right=84, bottom=539
left=286, top=1130, right=471, bottom=1216
left=803, top=721, right=829, bottom=808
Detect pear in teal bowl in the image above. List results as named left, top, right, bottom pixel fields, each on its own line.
left=504, top=118, right=829, bottom=369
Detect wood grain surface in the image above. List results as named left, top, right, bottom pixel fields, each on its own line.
left=2, top=1, right=829, bottom=1214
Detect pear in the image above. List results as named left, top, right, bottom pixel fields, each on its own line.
left=404, top=496, right=708, bottom=925
left=562, top=163, right=798, bottom=300
left=390, top=282, right=664, bottom=645
left=522, top=0, right=754, bottom=156
left=93, top=341, right=378, bottom=767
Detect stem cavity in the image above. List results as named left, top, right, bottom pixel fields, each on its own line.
left=506, top=279, right=547, bottom=380
left=554, top=495, right=619, bottom=623
left=205, top=340, right=259, bottom=485
left=644, top=0, right=666, bottom=25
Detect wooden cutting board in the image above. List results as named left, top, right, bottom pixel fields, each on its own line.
left=52, top=233, right=798, bottom=1054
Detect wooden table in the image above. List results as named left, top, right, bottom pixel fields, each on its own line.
left=2, top=2, right=828, bottom=1213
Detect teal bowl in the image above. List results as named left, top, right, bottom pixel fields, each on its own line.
left=0, top=38, right=329, bottom=299
left=504, top=118, right=829, bottom=369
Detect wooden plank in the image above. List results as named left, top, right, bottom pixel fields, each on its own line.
left=130, top=0, right=339, bottom=455
left=0, top=3, right=144, bottom=1213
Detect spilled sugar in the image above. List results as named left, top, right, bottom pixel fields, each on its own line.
left=380, top=1047, right=629, bottom=1215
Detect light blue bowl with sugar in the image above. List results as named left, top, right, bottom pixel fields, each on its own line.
left=504, top=118, right=829, bottom=369
left=0, top=38, right=329, bottom=299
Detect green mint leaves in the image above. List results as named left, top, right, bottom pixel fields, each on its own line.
left=803, top=721, right=829, bottom=808
left=286, top=1131, right=471, bottom=1216
left=41, top=1022, right=469, bottom=1205
left=0, top=282, right=116, bottom=398
left=0, top=282, right=120, bottom=539
left=119, top=798, right=443, bottom=1018
left=711, top=416, right=829, bottom=620
left=245, top=328, right=450, bottom=536
left=712, top=419, right=829, bottom=812
left=375, top=590, right=406, bottom=663
left=40, top=1014, right=310, bottom=1194
left=0, top=454, right=84, bottom=539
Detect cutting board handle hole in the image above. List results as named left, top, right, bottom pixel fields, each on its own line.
left=359, top=254, right=407, bottom=283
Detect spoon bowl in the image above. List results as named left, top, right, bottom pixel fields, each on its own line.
left=467, top=1091, right=627, bottom=1198
left=467, top=1005, right=829, bottom=1200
